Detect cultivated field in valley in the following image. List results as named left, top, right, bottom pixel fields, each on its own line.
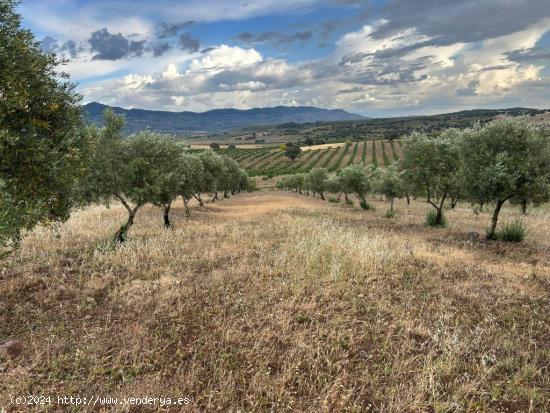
left=1, top=192, right=549, bottom=412
left=223, top=140, right=405, bottom=176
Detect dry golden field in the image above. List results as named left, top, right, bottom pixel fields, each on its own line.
left=1, top=191, right=549, bottom=412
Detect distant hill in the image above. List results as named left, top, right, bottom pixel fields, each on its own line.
left=82, top=102, right=365, bottom=135
left=229, top=107, right=549, bottom=144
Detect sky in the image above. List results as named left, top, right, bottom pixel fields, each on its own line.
left=20, top=0, right=550, bottom=116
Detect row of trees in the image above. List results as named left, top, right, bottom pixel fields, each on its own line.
left=82, top=110, right=254, bottom=243
left=277, top=117, right=550, bottom=239
left=1, top=1, right=253, bottom=251
left=276, top=164, right=403, bottom=211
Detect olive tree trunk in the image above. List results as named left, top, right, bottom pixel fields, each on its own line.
left=487, top=199, right=506, bottom=240
left=193, top=194, right=204, bottom=207
left=163, top=204, right=171, bottom=228
left=183, top=197, right=191, bottom=217
left=114, top=195, right=141, bottom=243
left=427, top=192, right=447, bottom=226
left=450, top=197, right=459, bottom=209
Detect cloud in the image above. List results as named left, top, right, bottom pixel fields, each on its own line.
left=505, top=47, right=550, bottom=63
left=179, top=32, right=200, bottom=53
left=156, top=21, right=195, bottom=39
left=82, top=45, right=314, bottom=110
left=456, top=80, right=479, bottom=97
left=40, top=36, right=82, bottom=58
left=152, top=42, right=171, bottom=57
left=369, top=0, right=550, bottom=49
left=60, top=40, right=80, bottom=58
left=40, top=36, right=58, bottom=52
left=88, top=28, right=146, bottom=60
left=236, top=30, right=312, bottom=47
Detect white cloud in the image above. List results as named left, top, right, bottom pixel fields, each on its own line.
left=189, top=45, right=262, bottom=72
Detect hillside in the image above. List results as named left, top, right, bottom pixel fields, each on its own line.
left=3, top=192, right=548, bottom=411
left=220, top=107, right=549, bottom=145
left=82, top=102, right=364, bottom=135
left=222, top=140, right=404, bottom=176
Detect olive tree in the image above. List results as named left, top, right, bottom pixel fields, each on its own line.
left=401, top=131, right=461, bottom=226
left=307, top=168, right=329, bottom=200
left=236, top=169, right=251, bottom=194
left=146, top=137, right=184, bottom=228
left=325, top=176, right=344, bottom=200
left=374, top=164, right=405, bottom=212
left=197, top=151, right=225, bottom=204
left=338, top=163, right=371, bottom=208
left=285, top=144, right=302, bottom=161
left=1, top=0, right=85, bottom=252
left=219, top=156, right=241, bottom=198
left=460, top=118, right=550, bottom=239
left=83, top=110, right=171, bottom=242
left=290, top=174, right=306, bottom=194
left=178, top=153, right=205, bottom=216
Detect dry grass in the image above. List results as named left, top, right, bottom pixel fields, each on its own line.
left=301, top=142, right=348, bottom=152
left=1, top=192, right=549, bottom=412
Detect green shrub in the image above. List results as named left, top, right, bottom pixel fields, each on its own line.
left=425, top=210, right=447, bottom=227
left=328, top=197, right=339, bottom=203
left=384, top=209, right=395, bottom=218
left=494, top=219, right=526, bottom=242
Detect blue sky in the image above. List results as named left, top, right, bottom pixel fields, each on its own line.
left=20, top=0, right=550, bottom=116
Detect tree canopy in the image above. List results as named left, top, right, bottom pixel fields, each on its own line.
left=0, top=0, right=85, bottom=251
left=400, top=131, right=461, bottom=225
left=460, top=118, right=550, bottom=238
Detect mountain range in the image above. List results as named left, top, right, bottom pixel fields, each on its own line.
left=83, top=102, right=365, bottom=135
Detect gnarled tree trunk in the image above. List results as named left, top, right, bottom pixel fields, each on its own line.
left=427, top=191, right=447, bottom=226
left=487, top=199, right=506, bottom=240
left=113, top=196, right=141, bottom=243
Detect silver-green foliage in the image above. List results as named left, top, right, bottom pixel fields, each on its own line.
left=459, top=117, right=550, bottom=239
left=400, top=130, right=461, bottom=226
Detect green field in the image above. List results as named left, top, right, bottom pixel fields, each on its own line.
left=222, top=140, right=404, bottom=176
